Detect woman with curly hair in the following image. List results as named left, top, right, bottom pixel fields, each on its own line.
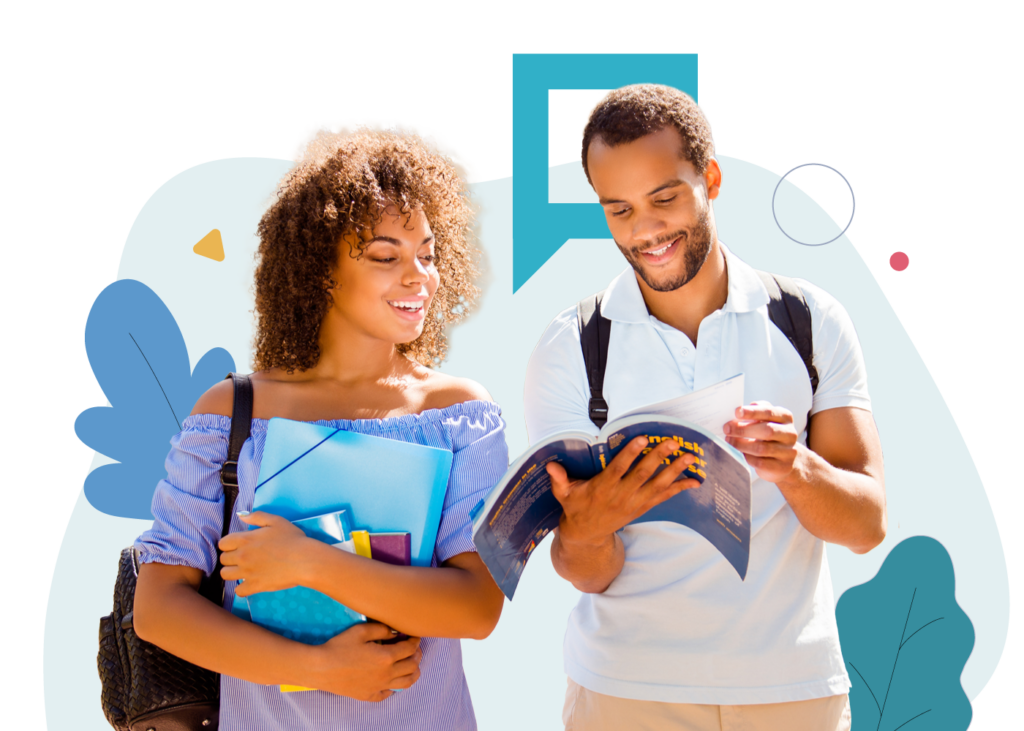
left=132, top=130, right=507, bottom=730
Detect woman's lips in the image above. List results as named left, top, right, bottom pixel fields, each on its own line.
left=640, top=237, right=680, bottom=265
left=387, top=299, right=427, bottom=321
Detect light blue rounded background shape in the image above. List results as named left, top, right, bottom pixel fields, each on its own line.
left=772, top=162, right=855, bottom=246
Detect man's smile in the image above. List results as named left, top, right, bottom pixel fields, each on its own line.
left=638, top=236, right=682, bottom=264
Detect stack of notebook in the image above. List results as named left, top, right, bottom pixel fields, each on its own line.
left=241, top=510, right=414, bottom=645
left=228, top=417, right=453, bottom=689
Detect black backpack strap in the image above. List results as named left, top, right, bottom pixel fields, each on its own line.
left=757, top=270, right=819, bottom=436
left=201, top=372, right=253, bottom=604
left=577, top=291, right=612, bottom=428
left=756, top=271, right=819, bottom=395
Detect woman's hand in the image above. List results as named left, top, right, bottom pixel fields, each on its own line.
left=302, top=623, right=423, bottom=701
left=218, top=512, right=318, bottom=595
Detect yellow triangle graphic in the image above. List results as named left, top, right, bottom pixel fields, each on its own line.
left=193, top=229, right=225, bottom=261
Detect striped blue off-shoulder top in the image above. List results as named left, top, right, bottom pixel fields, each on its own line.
left=135, top=399, right=509, bottom=731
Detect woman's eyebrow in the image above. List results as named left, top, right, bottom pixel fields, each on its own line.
left=366, top=235, right=435, bottom=246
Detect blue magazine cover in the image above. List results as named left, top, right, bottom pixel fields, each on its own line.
left=472, top=414, right=752, bottom=599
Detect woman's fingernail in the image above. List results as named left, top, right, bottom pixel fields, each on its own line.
left=236, top=511, right=251, bottom=517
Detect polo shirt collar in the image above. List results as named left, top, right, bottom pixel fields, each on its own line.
left=600, top=243, right=770, bottom=324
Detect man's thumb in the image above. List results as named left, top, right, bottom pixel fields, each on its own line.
left=546, top=462, right=572, bottom=500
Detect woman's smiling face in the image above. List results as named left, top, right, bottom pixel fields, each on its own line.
left=329, top=205, right=440, bottom=347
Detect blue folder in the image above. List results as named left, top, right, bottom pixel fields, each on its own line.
left=252, top=418, right=454, bottom=568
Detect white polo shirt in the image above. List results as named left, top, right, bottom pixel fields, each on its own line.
left=523, top=245, right=870, bottom=705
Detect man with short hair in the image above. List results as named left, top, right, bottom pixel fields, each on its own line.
left=524, top=84, right=886, bottom=731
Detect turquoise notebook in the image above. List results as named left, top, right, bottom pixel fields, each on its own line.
left=252, top=418, right=454, bottom=568
left=244, top=509, right=366, bottom=645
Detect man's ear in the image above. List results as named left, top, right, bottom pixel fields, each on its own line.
left=704, top=158, right=723, bottom=201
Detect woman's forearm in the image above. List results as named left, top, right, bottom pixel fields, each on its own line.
left=134, top=563, right=313, bottom=686
left=298, top=545, right=503, bottom=639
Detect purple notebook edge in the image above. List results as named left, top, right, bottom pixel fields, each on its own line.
left=368, top=533, right=412, bottom=567
left=366, top=532, right=412, bottom=645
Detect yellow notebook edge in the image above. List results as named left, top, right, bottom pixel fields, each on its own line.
left=351, top=530, right=373, bottom=558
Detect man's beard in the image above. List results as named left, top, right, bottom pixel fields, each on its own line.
left=616, top=206, right=714, bottom=292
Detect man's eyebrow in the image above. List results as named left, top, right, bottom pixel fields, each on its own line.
left=366, top=235, right=435, bottom=246
left=647, top=179, right=685, bottom=196
left=598, top=180, right=685, bottom=206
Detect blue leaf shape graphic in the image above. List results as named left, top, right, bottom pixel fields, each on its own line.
left=74, top=279, right=235, bottom=519
left=836, top=537, right=974, bottom=731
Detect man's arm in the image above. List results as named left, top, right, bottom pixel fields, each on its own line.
left=523, top=309, right=699, bottom=593
left=549, top=524, right=624, bottom=595
left=724, top=403, right=886, bottom=553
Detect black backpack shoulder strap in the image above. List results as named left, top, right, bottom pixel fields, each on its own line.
left=756, top=271, right=819, bottom=394
left=202, top=372, right=253, bottom=603
left=577, top=290, right=611, bottom=428
left=577, top=274, right=817, bottom=426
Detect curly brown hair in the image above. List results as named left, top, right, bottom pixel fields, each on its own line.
left=581, top=84, right=715, bottom=183
left=253, top=129, right=480, bottom=373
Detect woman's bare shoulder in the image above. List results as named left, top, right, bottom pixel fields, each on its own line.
left=190, top=371, right=286, bottom=418
left=190, top=378, right=235, bottom=417
left=418, top=369, right=493, bottom=411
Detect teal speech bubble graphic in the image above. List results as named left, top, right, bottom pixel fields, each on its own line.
left=511, top=53, right=698, bottom=291
left=837, top=537, right=974, bottom=731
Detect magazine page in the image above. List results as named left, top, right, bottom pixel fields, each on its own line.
left=616, top=373, right=744, bottom=438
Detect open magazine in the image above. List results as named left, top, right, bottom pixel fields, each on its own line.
left=471, top=375, right=753, bottom=599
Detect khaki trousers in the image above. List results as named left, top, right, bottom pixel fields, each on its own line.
left=563, top=679, right=852, bottom=731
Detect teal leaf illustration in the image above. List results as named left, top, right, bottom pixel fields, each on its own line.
left=75, top=279, right=235, bottom=519
left=836, top=537, right=973, bottom=730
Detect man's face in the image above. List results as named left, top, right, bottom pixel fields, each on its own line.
left=587, top=126, right=721, bottom=292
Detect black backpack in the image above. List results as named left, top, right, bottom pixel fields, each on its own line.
left=97, top=373, right=252, bottom=731
left=577, top=272, right=819, bottom=428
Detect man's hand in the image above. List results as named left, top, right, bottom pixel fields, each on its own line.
left=219, top=512, right=316, bottom=595
left=304, top=623, right=422, bottom=701
left=548, top=436, right=701, bottom=593
left=725, top=402, right=887, bottom=554
left=549, top=436, right=700, bottom=543
left=722, top=401, right=802, bottom=483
